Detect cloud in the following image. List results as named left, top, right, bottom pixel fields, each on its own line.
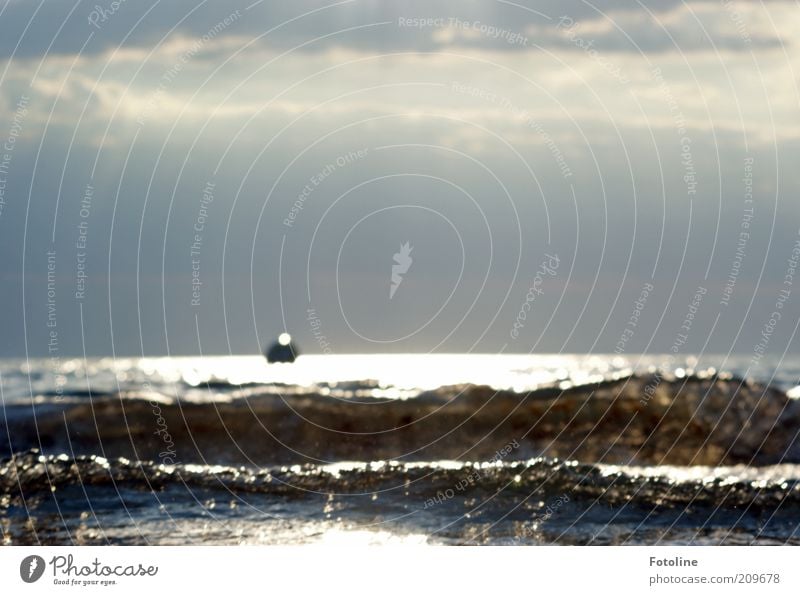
left=2, top=26, right=797, bottom=151
left=531, top=1, right=790, bottom=54
left=0, top=0, right=792, bottom=63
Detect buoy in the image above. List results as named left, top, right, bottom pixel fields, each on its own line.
left=265, top=333, right=299, bottom=363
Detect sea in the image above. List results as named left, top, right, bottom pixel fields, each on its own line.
left=2, top=353, right=800, bottom=545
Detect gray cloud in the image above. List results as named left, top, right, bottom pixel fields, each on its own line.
left=0, top=0, right=786, bottom=61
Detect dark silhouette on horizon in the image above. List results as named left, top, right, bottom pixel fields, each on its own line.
left=265, top=333, right=299, bottom=363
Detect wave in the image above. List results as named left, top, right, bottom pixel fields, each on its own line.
left=3, top=372, right=799, bottom=466
left=3, top=450, right=800, bottom=511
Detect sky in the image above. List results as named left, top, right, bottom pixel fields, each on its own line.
left=0, top=0, right=798, bottom=357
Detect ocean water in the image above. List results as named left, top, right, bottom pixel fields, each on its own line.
left=2, top=354, right=800, bottom=545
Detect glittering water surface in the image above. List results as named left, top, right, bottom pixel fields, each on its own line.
left=2, top=354, right=800, bottom=545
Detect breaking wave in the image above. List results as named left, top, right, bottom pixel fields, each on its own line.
left=3, top=371, right=799, bottom=466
